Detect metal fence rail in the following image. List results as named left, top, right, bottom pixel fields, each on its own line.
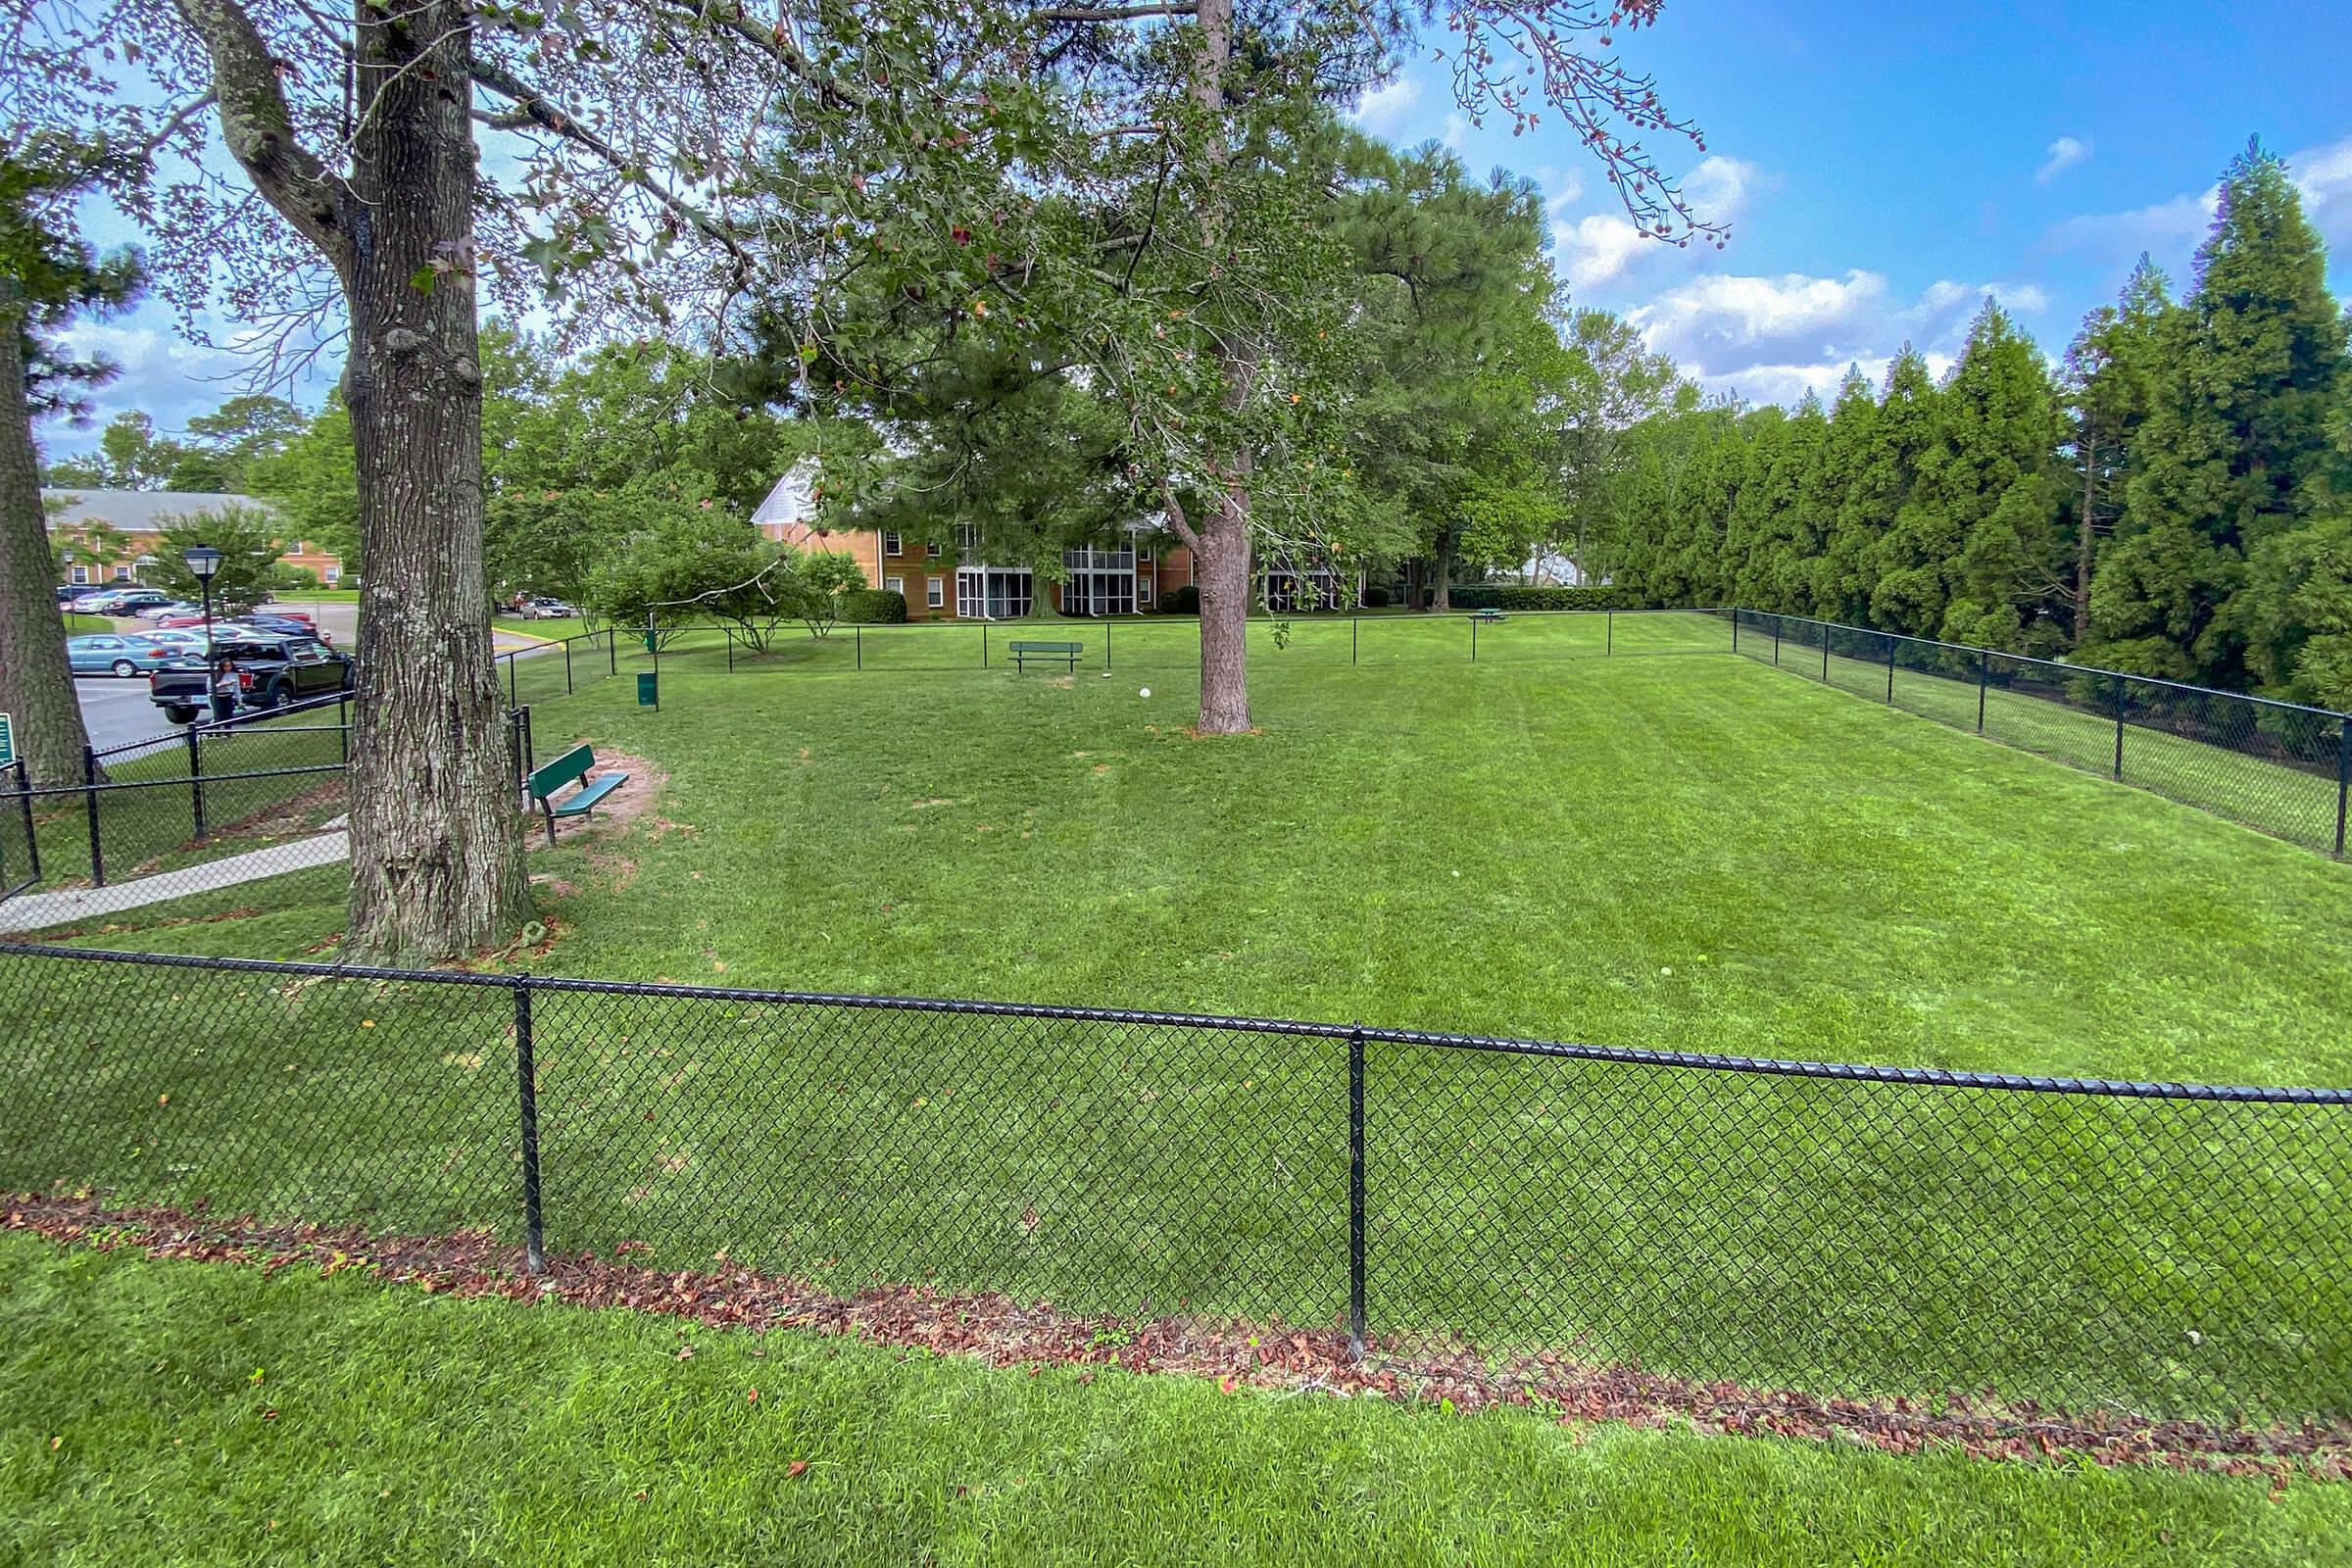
left=0, top=707, right=533, bottom=918
left=1725, top=609, right=2352, bottom=858
left=2, top=940, right=2345, bottom=1425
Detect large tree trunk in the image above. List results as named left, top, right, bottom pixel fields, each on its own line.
left=339, top=0, right=529, bottom=961
left=2074, top=427, right=2098, bottom=644
left=1431, top=528, right=1455, bottom=612
left=0, top=316, right=101, bottom=788
left=1196, top=489, right=1251, bottom=733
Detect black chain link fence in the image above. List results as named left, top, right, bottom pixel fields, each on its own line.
left=1727, top=610, right=2352, bottom=858
left=3, top=941, right=2345, bottom=1425
left=0, top=703, right=533, bottom=930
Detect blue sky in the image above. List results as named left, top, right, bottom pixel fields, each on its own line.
left=47, top=0, right=2352, bottom=454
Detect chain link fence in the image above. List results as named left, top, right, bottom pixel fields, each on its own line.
left=3, top=941, right=2345, bottom=1425
left=1727, top=610, right=2352, bottom=858
left=0, top=703, right=534, bottom=931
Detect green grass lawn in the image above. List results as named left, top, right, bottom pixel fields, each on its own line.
left=7, top=612, right=2351, bottom=1421
left=2, top=1234, right=2342, bottom=1568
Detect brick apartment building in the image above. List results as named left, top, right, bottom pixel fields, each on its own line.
left=751, top=464, right=1198, bottom=619
left=42, top=490, right=345, bottom=588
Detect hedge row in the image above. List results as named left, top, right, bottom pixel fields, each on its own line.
left=840, top=588, right=908, bottom=623
left=1446, top=585, right=1614, bottom=612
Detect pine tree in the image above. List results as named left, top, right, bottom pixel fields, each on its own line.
left=2089, top=139, right=2352, bottom=686
left=1809, top=366, right=1880, bottom=621
left=1854, top=346, right=1944, bottom=634
left=1932, top=300, right=2065, bottom=652
left=2057, top=257, right=2170, bottom=644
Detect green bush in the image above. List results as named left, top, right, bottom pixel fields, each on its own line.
left=1162, top=584, right=1200, bottom=614
left=1360, top=585, right=1393, bottom=609
left=1448, top=585, right=1614, bottom=612
left=841, top=588, right=907, bottom=624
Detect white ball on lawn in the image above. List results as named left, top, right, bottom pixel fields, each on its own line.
left=1139, top=687, right=1151, bottom=698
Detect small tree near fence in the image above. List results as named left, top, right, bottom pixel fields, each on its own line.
left=588, top=505, right=864, bottom=652
left=146, top=507, right=309, bottom=613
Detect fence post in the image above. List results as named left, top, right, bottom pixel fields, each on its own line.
left=186, top=721, right=207, bottom=842
left=856, top=625, right=862, bottom=671
left=1351, top=611, right=1358, bottom=666
left=16, top=760, right=37, bottom=881
left=506, top=649, right=517, bottom=708
left=2335, top=717, right=2349, bottom=859
left=726, top=627, right=735, bottom=673
left=1731, top=613, right=1740, bottom=655
left=338, top=693, right=350, bottom=763
left=1822, top=632, right=1830, bottom=684
left=1105, top=616, right=1113, bottom=672
left=520, top=706, right=534, bottom=779
left=1773, top=623, right=1781, bottom=666
left=1886, top=638, right=1895, bottom=704
left=1347, top=1026, right=1367, bottom=1360
left=1605, top=609, right=1613, bottom=657
left=508, top=710, right=522, bottom=794
left=2112, top=676, right=2127, bottom=782
left=608, top=628, right=616, bottom=676
left=564, top=638, right=574, bottom=695
left=512, top=979, right=547, bottom=1276
left=80, top=745, right=104, bottom=887
left=1978, top=650, right=1988, bottom=733
left=1470, top=616, right=1478, bottom=663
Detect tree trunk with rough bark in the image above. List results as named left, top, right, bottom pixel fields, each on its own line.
left=0, top=314, right=101, bottom=788
left=340, top=0, right=530, bottom=961
left=2075, top=426, right=2098, bottom=644
left=1431, top=527, right=1455, bottom=612
left=175, top=0, right=529, bottom=961
left=1182, top=0, right=1257, bottom=737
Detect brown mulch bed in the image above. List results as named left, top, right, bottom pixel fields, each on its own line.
left=4, top=1192, right=2345, bottom=1487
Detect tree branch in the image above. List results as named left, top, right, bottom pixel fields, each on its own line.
left=469, top=58, right=755, bottom=280
left=1038, top=2, right=1199, bottom=19
left=169, top=0, right=352, bottom=278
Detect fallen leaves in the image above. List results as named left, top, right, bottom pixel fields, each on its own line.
left=787, top=1459, right=808, bottom=1478
left=9, top=1193, right=2351, bottom=1483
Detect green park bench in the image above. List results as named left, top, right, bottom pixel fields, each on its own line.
left=1470, top=608, right=1508, bottom=622
left=1008, top=640, right=1083, bottom=673
left=526, top=743, right=630, bottom=847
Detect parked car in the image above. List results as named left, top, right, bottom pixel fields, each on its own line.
left=230, top=613, right=333, bottom=646
left=55, top=585, right=83, bottom=605
left=517, top=597, right=579, bottom=620
left=133, top=600, right=202, bottom=620
left=66, top=632, right=185, bottom=678
left=69, top=587, right=172, bottom=616
left=148, top=635, right=354, bottom=723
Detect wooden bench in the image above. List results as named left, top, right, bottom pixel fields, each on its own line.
left=1008, top=640, right=1082, bottom=673
left=526, top=743, right=629, bottom=846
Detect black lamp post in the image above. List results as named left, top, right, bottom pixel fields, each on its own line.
left=183, top=545, right=224, bottom=722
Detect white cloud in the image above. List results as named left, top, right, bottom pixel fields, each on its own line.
left=38, top=315, right=328, bottom=457
left=1551, top=213, right=1653, bottom=290
left=1681, top=155, right=1764, bottom=224
left=1629, top=270, right=1887, bottom=365
left=2041, top=132, right=2352, bottom=268
left=1441, top=112, right=1472, bottom=153
left=1532, top=165, right=1585, bottom=217
left=1624, top=271, right=2039, bottom=408
left=2035, top=137, right=2092, bottom=183
left=1350, top=77, right=1422, bottom=134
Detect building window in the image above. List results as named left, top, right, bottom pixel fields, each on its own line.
left=883, top=575, right=905, bottom=596
left=113, top=565, right=133, bottom=582
left=1061, top=547, right=1137, bottom=616
left=926, top=575, right=945, bottom=609
left=71, top=565, right=88, bottom=585
left=956, top=523, right=978, bottom=554
left=1138, top=573, right=1153, bottom=606
left=324, top=565, right=341, bottom=584
left=956, top=566, right=1032, bottom=619
left=926, top=541, right=942, bottom=558
left=883, top=531, right=903, bottom=557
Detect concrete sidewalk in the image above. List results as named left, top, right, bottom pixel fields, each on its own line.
left=0, top=822, right=348, bottom=933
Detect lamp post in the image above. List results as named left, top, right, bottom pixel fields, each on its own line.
left=183, top=545, right=224, bottom=724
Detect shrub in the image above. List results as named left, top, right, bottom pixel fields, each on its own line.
left=1360, top=585, right=1393, bottom=609
left=1163, top=584, right=1200, bottom=614
left=1447, top=585, right=1614, bottom=612
left=841, top=588, right=907, bottom=624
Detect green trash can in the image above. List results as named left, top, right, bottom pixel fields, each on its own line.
left=637, top=671, right=659, bottom=709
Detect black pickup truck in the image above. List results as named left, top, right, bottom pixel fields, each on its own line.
left=148, top=635, right=355, bottom=724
